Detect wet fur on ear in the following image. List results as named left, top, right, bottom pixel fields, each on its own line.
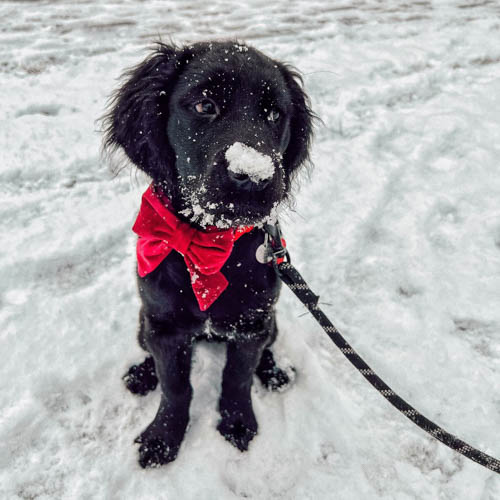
left=102, top=43, right=192, bottom=192
left=278, top=64, right=316, bottom=184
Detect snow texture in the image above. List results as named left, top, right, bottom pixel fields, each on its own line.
left=1, top=1, right=500, bottom=499
left=226, top=142, right=276, bottom=182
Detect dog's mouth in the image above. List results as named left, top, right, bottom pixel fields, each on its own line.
left=178, top=173, right=285, bottom=229
left=179, top=187, right=284, bottom=228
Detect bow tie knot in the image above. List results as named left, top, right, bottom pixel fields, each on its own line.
left=132, top=185, right=253, bottom=310
left=168, top=219, right=197, bottom=257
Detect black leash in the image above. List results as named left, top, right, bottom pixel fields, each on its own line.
left=264, top=223, right=500, bottom=475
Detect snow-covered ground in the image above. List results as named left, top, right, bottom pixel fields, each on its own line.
left=1, top=0, right=499, bottom=498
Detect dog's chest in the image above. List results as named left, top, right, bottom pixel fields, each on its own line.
left=206, top=230, right=280, bottom=318
left=139, top=229, right=280, bottom=329
left=222, top=231, right=278, bottom=298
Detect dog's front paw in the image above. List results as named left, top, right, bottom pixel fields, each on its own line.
left=135, top=428, right=180, bottom=468
left=217, top=406, right=258, bottom=452
left=123, top=356, right=158, bottom=396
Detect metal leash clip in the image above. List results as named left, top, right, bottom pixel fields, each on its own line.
left=263, top=222, right=290, bottom=274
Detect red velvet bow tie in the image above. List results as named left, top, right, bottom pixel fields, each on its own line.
left=132, top=185, right=253, bottom=311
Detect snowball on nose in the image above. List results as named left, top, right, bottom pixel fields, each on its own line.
left=225, top=142, right=276, bottom=183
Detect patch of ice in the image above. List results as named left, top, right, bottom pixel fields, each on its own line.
left=225, top=142, right=275, bottom=183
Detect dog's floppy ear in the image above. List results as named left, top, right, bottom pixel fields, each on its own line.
left=103, top=43, right=191, bottom=188
left=279, top=65, right=315, bottom=181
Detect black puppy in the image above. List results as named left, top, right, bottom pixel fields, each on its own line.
left=104, top=40, right=313, bottom=468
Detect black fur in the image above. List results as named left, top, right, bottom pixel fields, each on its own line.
left=103, top=40, right=314, bottom=468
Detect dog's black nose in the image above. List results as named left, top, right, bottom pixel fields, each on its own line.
left=228, top=171, right=270, bottom=191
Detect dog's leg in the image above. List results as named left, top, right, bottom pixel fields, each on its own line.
left=217, top=335, right=267, bottom=451
left=123, top=308, right=158, bottom=396
left=135, top=318, right=194, bottom=468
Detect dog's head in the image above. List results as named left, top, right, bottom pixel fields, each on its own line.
left=104, top=41, right=314, bottom=228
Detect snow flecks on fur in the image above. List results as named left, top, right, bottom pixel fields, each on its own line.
left=178, top=177, right=282, bottom=229
left=225, top=142, right=276, bottom=183
left=180, top=196, right=281, bottom=230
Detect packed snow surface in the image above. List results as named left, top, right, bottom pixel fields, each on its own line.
left=1, top=1, right=500, bottom=499
left=226, top=142, right=276, bottom=182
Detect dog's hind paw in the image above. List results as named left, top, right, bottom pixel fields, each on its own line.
left=256, top=348, right=295, bottom=392
left=217, top=408, right=258, bottom=452
left=123, top=356, right=158, bottom=396
left=257, top=365, right=295, bottom=392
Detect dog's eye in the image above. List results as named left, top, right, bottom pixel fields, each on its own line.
left=194, top=99, right=217, bottom=115
left=267, top=109, right=280, bottom=122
